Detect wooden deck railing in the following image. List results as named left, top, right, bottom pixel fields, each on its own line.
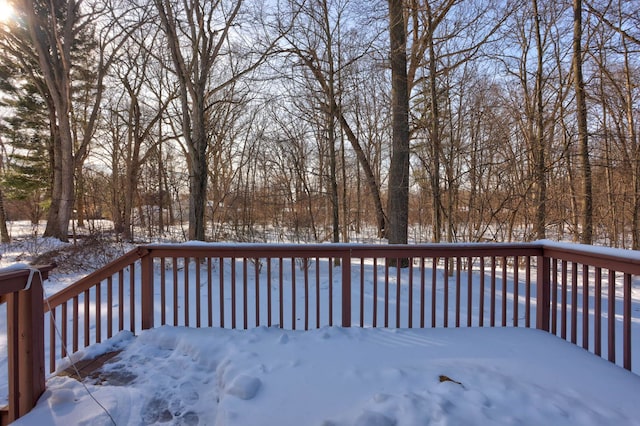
left=0, top=264, right=54, bottom=425
left=4, top=241, right=640, bottom=423
left=41, top=241, right=640, bottom=373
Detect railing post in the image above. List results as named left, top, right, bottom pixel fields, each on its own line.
left=18, top=272, right=45, bottom=417
left=342, top=251, right=351, bottom=327
left=536, top=254, right=551, bottom=332
left=624, top=273, right=632, bottom=371
left=140, top=250, right=154, bottom=330
left=6, top=291, right=19, bottom=424
left=4, top=269, right=47, bottom=424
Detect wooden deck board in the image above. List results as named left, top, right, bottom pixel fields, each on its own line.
left=58, top=350, right=135, bottom=386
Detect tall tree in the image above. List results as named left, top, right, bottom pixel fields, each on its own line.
left=279, top=0, right=388, bottom=238
left=532, top=0, right=547, bottom=240
left=572, top=0, right=593, bottom=244
left=108, top=26, right=174, bottom=241
left=14, top=0, right=131, bottom=240
left=591, top=2, right=640, bottom=247
left=620, top=27, right=640, bottom=249
left=19, top=0, right=86, bottom=240
left=154, top=0, right=276, bottom=241
left=387, top=0, right=409, bottom=245
left=0, top=52, right=51, bottom=225
left=408, top=0, right=504, bottom=242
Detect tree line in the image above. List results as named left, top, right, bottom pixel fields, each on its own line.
left=0, top=0, right=638, bottom=248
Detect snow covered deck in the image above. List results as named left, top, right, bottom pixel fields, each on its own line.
left=15, top=326, right=640, bottom=425
left=2, top=241, right=640, bottom=423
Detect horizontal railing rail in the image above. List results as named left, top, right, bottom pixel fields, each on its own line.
left=39, top=242, right=639, bottom=379
left=43, top=248, right=142, bottom=374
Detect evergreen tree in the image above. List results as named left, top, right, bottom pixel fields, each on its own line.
left=0, top=84, right=50, bottom=223
left=0, top=0, right=111, bottom=239
left=0, top=15, right=51, bottom=225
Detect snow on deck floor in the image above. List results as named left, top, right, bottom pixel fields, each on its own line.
left=14, top=326, right=640, bottom=426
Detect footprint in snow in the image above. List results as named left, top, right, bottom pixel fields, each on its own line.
left=174, top=411, right=199, bottom=425
left=141, top=397, right=172, bottom=424
left=179, top=381, right=200, bottom=405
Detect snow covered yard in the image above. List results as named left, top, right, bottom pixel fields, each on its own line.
left=13, top=326, right=640, bottom=425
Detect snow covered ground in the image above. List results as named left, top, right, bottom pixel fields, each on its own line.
left=13, top=326, right=640, bottom=425
left=1, top=221, right=640, bottom=425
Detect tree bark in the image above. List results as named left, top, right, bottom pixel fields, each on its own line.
left=621, top=37, right=640, bottom=249
left=533, top=0, right=546, bottom=240
left=426, top=7, right=442, bottom=243
left=387, top=0, right=410, bottom=245
left=572, top=0, right=593, bottom=244
left=0, top=187, right=10, bottom=243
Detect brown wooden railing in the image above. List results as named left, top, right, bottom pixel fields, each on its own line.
left=4, top=241, right=640, bottom=423
left=0, top=264, right=53, bottom=425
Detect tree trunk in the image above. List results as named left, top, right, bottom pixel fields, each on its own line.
left=533, top=0, right=546, bottom=240
left=43, top=112, right=74, bottom=241
left=75, top=168, right=85, bottom=228
left=0, top=188, right=10, bottom=243
left=111, top=146, right=125, bottom=237
left=123, top=165, right=137, bottom=242
left=328, top=111, right=340, bottom=244
left=387, top=0, right=410, bottom=246
left=621, top=38, right=640, bottom=249
left=573, top=0, right=593, bottom=244
left=158, top=141, right=165, bottom=235
left=340, top=122, right=349, bottom=242
left=189, top=110, right=208, bottom=242
left=427, top=9, right=442, bottom=243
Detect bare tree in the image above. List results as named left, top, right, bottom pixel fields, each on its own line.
left=279, top=0, right=388, bottom=238
left=153, top=0, right=236, bottom=241
left=588, top=0, right=640, bottom=247
left=107, top=28, right=175, bottom=241
left=532, top=0, right=547, bottom=239
left=408, top=0, right=506, bottom=242
left=387, top=0, right=409, bottom=245
left=154, top=0, right=279, bottom=241
left=573, top=0, right=593, bottom=244
left=408, top=0, right=457, bottom=242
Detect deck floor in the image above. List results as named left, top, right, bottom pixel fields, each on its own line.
left=58, top=350, right=134, bottom=386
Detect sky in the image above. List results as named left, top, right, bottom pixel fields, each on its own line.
left=0, top=0, right=14, bottom=23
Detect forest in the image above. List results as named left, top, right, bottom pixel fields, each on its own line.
left=0, top=0, right=638, bottom=248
